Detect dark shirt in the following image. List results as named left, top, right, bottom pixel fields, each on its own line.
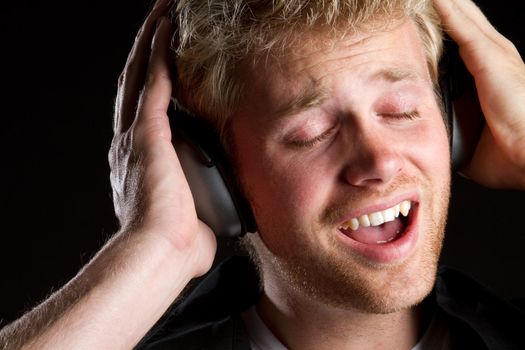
left=136, top=256, right=525, bottom=350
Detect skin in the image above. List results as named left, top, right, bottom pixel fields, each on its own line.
left=231, top=20, right=450, bottom=349
left=434, top=0, right=525, bottom=188
left=2, top=2, right=215, bottom=349
left=0, top=0, right=523, bottom=349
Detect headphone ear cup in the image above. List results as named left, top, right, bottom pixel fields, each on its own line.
left=169, top=103, right=257, bottom=237
left=440, top=39, right=484, bottom=172
left=439, top=64, right=456, bottom=168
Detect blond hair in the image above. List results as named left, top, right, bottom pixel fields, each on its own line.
left=171, top=0, right=443, bottom=135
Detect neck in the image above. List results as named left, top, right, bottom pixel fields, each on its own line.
left=256, top=285, right=430, bottom=350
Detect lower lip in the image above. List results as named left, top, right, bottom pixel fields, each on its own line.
left=335, top=204, right=419, bottom=265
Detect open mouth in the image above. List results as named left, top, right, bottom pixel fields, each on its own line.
left=338, top=200, right=416, bottom=245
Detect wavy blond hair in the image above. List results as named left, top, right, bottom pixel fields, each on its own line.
left=171, top=0, right=443, bottom=135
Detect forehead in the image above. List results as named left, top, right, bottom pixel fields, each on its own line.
left=236, top=19, right=431, bottom=114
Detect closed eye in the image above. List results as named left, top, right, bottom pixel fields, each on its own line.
left=381, top=110, right=420, bottom=120
left=288, top=125, right=338, bottom=148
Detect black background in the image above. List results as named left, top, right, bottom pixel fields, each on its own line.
left=1, top=1, right=524, bottom=327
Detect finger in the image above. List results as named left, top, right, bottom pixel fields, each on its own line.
left=433, top=0, right=501, bottom=48
left=114, top=0, right=172, bottom=134
left=135, top=17, right=174, bottom=144
left=433, top=0, right=517, bottom=81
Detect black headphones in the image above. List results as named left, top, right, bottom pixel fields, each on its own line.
left=170, top=104, right=257, bottom=237
left=170, top=39, right=484, bottom=238
left=440, top=38, right=485, bottom=171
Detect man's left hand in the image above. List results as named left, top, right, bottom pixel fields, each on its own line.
left=434, top=0, right=525, bottom=189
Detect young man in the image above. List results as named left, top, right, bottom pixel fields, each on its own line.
left=1, top=0, right=524, bottom=349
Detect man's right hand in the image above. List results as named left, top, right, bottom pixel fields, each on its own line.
left=0, top=1, right=216, bottom=349
left=109, top=0, right=216, bottom=277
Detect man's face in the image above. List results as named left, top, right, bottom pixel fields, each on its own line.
left=230, top=20, right=451, bottom=313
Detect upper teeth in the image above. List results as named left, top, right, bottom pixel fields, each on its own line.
left=339, top=200, right=411, bottom=232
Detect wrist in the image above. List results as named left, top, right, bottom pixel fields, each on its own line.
left=126, top=218, right=216, bottom=280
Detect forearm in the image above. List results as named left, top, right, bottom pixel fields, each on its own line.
left=0, top=228, right=198, bottom=350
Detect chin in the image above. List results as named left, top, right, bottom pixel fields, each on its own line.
left=250, top=214, right=444, bottom=315
left=344, top=261, right=439, bottom=314
left=283, top=245, right=441, bottom=314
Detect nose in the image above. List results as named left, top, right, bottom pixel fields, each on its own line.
left=341, top=127, right=404, bottom=188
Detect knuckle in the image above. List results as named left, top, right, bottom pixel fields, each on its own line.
left=109, top=131, right=136, bottom=163
left=145, top=71, right=156, bottom=87
left=136, top=113, right=170, bottom=143
left=145, top=70, right=171, bottom=89
left=502, top=38, right=519, bottom=55
left=135, top=25, right=145, bottom=42
left=118, top=71, right=126, bottom=86
left=108, top=150, right=115, bottom=164
left=109, top=134, right=122, bottom=151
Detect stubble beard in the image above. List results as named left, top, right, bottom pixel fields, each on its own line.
left=248, top=180, right=451, bottom=315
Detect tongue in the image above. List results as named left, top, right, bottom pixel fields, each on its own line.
left=342, top=218, right=404, bottom=244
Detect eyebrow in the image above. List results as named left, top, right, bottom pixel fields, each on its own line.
left=273, top=79, right=329, bottom=119
left=372, top=67, right=425, bottom=83
left=272, top=67, right=425, bottom=119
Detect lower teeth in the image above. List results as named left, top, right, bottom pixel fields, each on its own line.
left=374, top=228, right=402, bottom=244
left=376, top=236, right=395, bottom=244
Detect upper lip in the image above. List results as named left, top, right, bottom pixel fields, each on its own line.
left=335, top=191, right=420, bottom=226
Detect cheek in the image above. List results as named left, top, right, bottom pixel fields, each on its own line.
left=248, top=158, right=328, bottom=223
left=406, top=117, right=451, bottom=184
left=235, top=143, right=333, bottom=240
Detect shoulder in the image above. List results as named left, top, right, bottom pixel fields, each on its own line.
left=435, top=266, right=525, bottom=350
